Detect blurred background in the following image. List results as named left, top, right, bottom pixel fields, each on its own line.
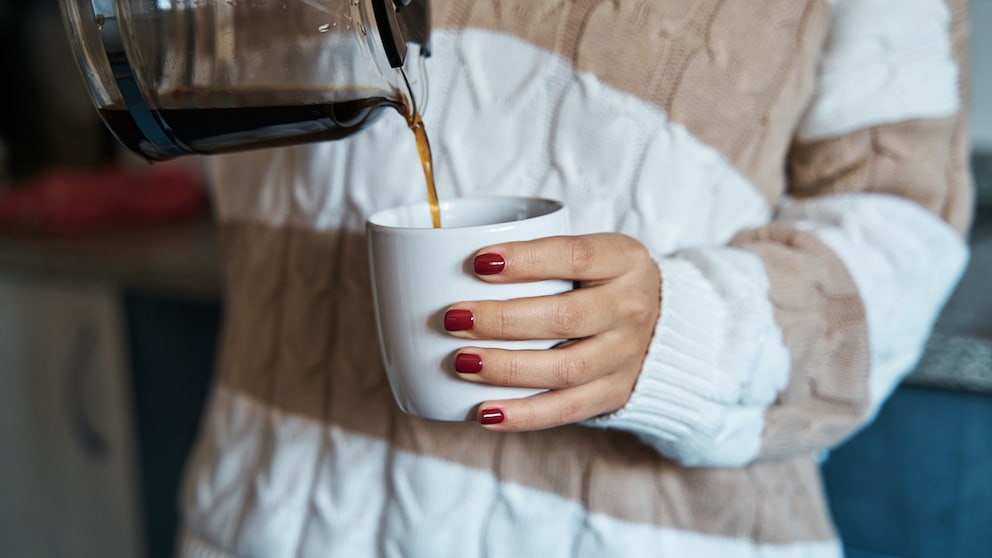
left=0, top=1, right=989, bottom=558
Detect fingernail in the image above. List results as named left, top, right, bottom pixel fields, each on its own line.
left=480, top=408, right=505, bottom=425
left=444, top=309, right=475, bottom=331
left=455, top=353, right=483, bottom=373
left=474, top=253, right=506, bottom=275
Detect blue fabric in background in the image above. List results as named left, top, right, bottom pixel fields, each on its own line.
left=822, top=385, right=992, bottom=558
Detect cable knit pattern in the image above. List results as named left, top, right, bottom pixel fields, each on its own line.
left=179, top=1, right=973, bottom=556
left=778, top=193, right=969, bottom=411
left=797, top=0, right=960, bottom=141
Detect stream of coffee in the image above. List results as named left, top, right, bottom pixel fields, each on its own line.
left=399, top=69, right=441, bottom=229
left=405, top=111, right=439, bottom=229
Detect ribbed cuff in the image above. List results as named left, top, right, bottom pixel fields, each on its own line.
left=582, top=257, right=745, bottom=464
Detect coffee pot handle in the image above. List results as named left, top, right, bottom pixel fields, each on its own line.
left=372, top=0, right=432, bottom=68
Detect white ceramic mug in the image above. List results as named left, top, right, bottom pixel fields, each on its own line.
left=367, top=196, right=572, bottom=421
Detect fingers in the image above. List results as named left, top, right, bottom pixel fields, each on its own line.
left=471, top=233, right=650, bottom=284
left=473, top=375, right=636, bottom=431
left=444, top=273, right=659, bottom=342
left=444, top=287, right=617, bottom=340
left=446, top=232, right=659, bottom=341
left=454, top=335, right=644, bottom=431
left=453, top=333, right=641, bottom=390
left=442, top=232, right=660, bottom=431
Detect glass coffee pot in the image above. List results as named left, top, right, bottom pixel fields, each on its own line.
left=58, top=0, right=431, bottom=161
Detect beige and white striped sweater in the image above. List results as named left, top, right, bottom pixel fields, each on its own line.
left=180, top=0, right=973, bottom=556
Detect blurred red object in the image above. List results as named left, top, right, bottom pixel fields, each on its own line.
left=0, top=163, right=210, bottom=235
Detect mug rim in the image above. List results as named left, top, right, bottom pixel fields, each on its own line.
left=366, top=195, right=565, bottom=232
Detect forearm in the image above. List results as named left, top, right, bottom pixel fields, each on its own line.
left=585, top=0, right=973, bottom=466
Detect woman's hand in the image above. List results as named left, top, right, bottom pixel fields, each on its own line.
left=444, top=233, right=662, bottom=431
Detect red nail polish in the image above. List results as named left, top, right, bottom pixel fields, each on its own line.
left=444, top=309, right=475, bottom=331
left=455, top=353, right=484, bottom=373
left=474, top=253, right=506, bottom=275
left=480, top=408, right=505, bottom=425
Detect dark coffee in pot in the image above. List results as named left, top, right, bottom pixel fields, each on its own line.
left=98, top=87, right=403, bottom=157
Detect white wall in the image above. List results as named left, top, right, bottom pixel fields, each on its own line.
left=973, top=0, right=992, bottom=152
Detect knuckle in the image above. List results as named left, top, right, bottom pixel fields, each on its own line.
left=627, top=236, right=652, bottom=261
left=495, top=304, right=517, bottom=338
left=523, top=404, right=541, bottom=430
left=505, top=353, right=528, bottom=386
left=619, top=292, right=655, bottom=326
left=617, top=233, right=647, bottom=259
left=553, top=358, right=587, bottom=388
left=568, top=237, right=596, bottom=273
left=513, top=243, right=543, bottom=274
left=610, top=330, right=645, bottom=365
left=556, top=398, right=583, bottom=425
left=551, top=299, right=585, bottom=336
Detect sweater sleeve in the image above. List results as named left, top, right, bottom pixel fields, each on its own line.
left=585, top=0, right=974, bottom=466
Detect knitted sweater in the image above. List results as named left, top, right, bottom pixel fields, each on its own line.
left=179, top=0, right=973, bottom=556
